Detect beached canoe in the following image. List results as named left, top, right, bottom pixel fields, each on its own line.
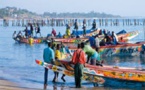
left=59, top=60, right=145, bottom=87
left=35, top=60, right=104, bottom=83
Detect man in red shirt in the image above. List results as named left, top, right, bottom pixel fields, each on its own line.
left=71, top=44, right=86, bottom=88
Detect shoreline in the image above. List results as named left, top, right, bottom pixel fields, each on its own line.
left=0, top=79, right=41, bottom=90
left=0, top=79, right=110, bottom=90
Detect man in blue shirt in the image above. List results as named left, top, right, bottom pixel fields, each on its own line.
left=89, top=34, right=96, bottom=47
left=43, top=42, right=54, bottom=90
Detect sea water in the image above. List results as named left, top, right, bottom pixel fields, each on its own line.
left=0, top=21, right=145, bottom=89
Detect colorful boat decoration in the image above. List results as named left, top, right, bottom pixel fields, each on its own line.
left=98, top=30, right=139, bottom=42
left=59, top=60, right=145, bottom=87
left=72, top=28, right=100, bottom=37
left=53, top=30, right=139, bottom=44
left=35, top=60, right=104, bottom=83
left=53, top=38, right=88, bottom=43
left=14, top=37, right=45, bottom=44
left=68, top=42, right=145, bottom=56
left=117, top=30, right=139, bottom=41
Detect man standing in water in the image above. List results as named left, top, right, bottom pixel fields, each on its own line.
left=74, top=19, right=79, bottom=32
left=43, top=42, right=55, bottom=90
left=71, top=44, right=86, bottom=88
left=82, top=19, right=87, bottom=37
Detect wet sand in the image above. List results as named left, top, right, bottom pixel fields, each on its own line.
left=0, top=79, right=40, bottom=90
left=0, top=79, right=130, bottom=90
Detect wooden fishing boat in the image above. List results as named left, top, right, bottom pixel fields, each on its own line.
left=52, top=30, right=139, bottom=44
left=53, top=38, right=88, bottom=43
left=72, top=28, right=100, bottom=37
left=98, top=30, right=139, bottom=42
left=117, top=30, right=139, bottom=41
left=67, top=42, right=145, bottom=57
left=59, top=60, right=145, bottom=87
left=13, top=37, right=45, bottom=44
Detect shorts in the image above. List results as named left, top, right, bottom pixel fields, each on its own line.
left=90, top=52, right=98, bottom=60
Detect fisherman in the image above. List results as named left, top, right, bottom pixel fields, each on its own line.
left=51, top=28, right=57, bottom=37
left=94, top=34, right=100, bottom=49
left=57, top=32, right=62, bottom=38
left=71, top=43, right=86, bottom=88
left=12, top=31, right=17, bottom=39
left=80, top=42, right=102, bottom=66
left=104, top=33, right=113, bottom=45
left=43, top=42, right=55, bottom=90
left=74, top=19, right=78, bottom=31
left=82, top=19, right=87, bottom=36
left=36, top=23, right=41, bottom=37
left=111, top=31, right=118, bottom=45
left=23, top=26, right=28, bottom=38
left=16, top=31, right=23, bottom=39
left=88, top=34, right=96, bottom=48
left=29, top=23, right=34, bottom=37
left=92, top=19, right=96, bottom=30
left=53, top=44, right=66, bottom=82
left=66, top=24, right=71, bottom=38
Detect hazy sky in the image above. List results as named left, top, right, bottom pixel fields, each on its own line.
left=0, top=0, right=145, bottom=17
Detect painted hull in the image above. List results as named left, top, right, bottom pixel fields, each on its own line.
left=35, top=60, right=104, bottom=83
left=53, top=30, right=139, bottom=44
left=99, top=30, right=139, bottom=42
left=14, top=37, right=45, bottom=44
left=59, top=60, right=145, bottom=87
left=68, top=42, right=144, bottom=56
left=72, top=28, right=100, bottom=37
left=117, top=30, right=139, bottom=41
left=53, top=38, right=88, bottom=43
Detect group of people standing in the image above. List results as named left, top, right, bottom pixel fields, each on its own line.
left=13, top=23, right=41, bottom=40
left=43, top=40, right=103, bottom=89
left=50, top=19, right=97, bottom=39
left=43, top=41, right=72, bottom=89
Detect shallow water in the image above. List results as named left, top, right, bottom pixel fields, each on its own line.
left=0, top=22, right=145, bottom=89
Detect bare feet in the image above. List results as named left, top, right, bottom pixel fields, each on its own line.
left=44, top=84, right=47, bottom=90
